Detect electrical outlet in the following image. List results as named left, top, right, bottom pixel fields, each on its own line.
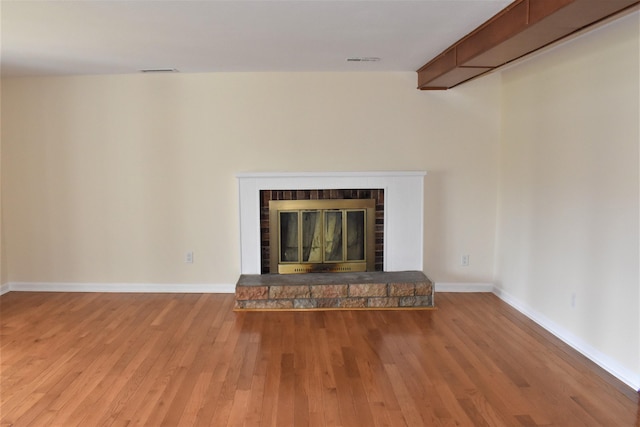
left=571, top=293, right=576, bottom=308
left=185, top=251, right=194, bottom=264
left=461, top=254, right=470, bottom=266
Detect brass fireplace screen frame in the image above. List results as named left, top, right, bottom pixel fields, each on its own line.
left=269, top=199, right=376, bottom=274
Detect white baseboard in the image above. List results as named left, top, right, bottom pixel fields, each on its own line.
left=4, top=282, right=236, bottom=294
left=435, top=282, right=494, bottom=292
left=493, top=286, right=640, bottom=392
left=6, top=282, right=493, bottom=294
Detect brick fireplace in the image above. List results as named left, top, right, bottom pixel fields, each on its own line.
left=235, top=171, right=432, bottom=310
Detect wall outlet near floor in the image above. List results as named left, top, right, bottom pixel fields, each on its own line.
left=185, top=251, right=194, bottom=264
left=571, top=292, right=576, bottom=308
left=461, top=254, right=470, bottom=266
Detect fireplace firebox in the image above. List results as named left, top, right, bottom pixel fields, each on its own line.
left=269, top=199, right=376, bottom=274
left=259, top=188, right=384, bottom=274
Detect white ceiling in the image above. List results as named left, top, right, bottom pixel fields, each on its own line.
left=1, top=0, right=511, bottom=77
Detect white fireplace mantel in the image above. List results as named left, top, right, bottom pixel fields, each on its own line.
left=237, top=171, right=426, bottom=274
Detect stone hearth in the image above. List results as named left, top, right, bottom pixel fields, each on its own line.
left=234, top=271, right=434, bottom=310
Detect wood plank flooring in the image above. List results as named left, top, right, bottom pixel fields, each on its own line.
left=1, top=292, right=638, bottom=426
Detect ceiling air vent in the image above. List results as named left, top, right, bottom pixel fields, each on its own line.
left=140, top=68, right=179, bottom=73
left=346, top=57, right=381, bottom=62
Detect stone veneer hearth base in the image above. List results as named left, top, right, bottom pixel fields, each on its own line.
left=234, top=271, right=434, bottom=311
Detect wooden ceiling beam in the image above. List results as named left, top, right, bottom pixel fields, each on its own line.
left=417, top=0, right=639, bottom=90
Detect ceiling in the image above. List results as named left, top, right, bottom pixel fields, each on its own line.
left=1, top=0, right=513, bottom=77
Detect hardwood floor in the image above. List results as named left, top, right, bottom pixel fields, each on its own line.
left=1, top=291, right=638, bottom=426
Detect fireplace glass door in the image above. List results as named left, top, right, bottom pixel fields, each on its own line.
left=270, top=199, right=375, bottom=274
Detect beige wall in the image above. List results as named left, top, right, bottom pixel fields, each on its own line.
left=1, top=72, right=501, bottom=286
left=0, top=80, right=4, bottom=287
left=496, top=12, right=640, bottom=380
left=1, top=148, right=3, bottom=288
left=0, top=79, right=4, bottom=288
